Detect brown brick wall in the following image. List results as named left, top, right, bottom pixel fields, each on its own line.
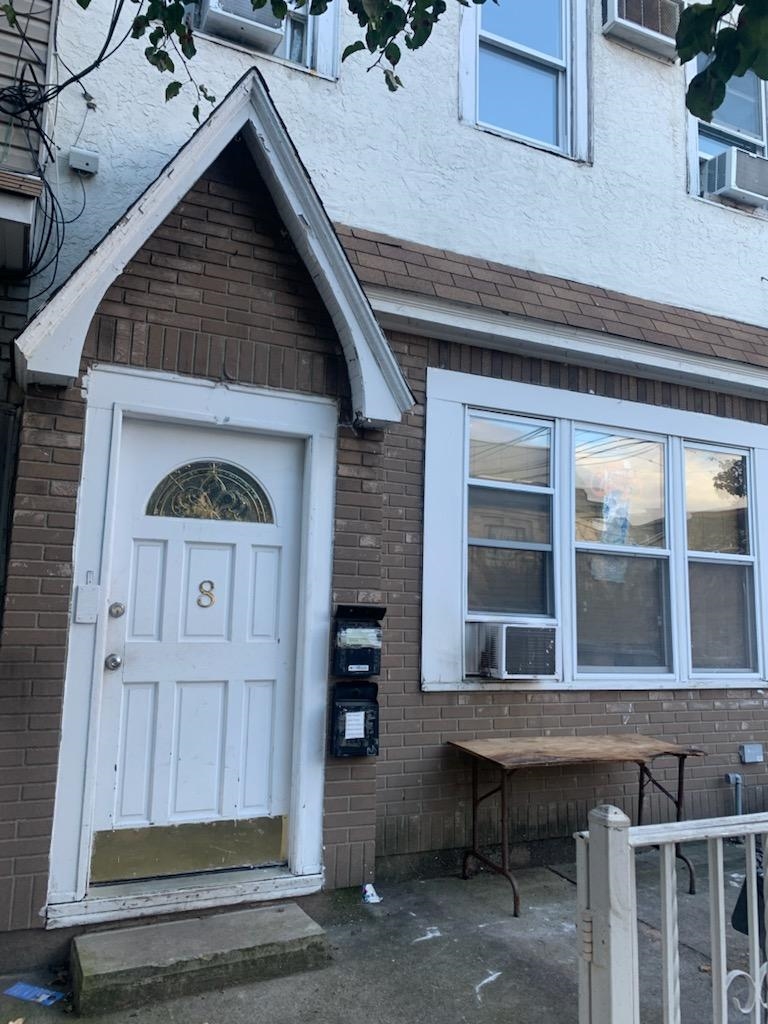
left=3, top=136, right=768, bottom=935
left=373, top=333, right=768, bottom=864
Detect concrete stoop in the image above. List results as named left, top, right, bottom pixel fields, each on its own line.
left=71, top=903, right=331, bottom=1015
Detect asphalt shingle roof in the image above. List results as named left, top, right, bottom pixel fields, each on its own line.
left=337, top=225, right=768, bottom=370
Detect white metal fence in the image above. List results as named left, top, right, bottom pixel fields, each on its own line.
left=576, top=805, right=768, bottom=1024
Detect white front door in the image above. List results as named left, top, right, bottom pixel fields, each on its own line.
left=90, top=417, right=303, bottom=882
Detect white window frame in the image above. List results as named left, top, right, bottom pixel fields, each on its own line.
left=686, top=54, right=768, bottom=196
left=197, top=1, right=339, bottom=78
left=422, top=367, right=768, bottom=691
left=458, top=0, right=589, bottom=160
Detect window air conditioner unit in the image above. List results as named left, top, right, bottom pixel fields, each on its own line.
left=199, top=0, right=284, bottom=52
left=602, top=0, right=682, bottom=60
left=483, top=624, right=557, bottom=680
left=704, top=147, right=768, bottom=207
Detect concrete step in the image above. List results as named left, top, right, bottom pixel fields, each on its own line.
left=71, top=903, right=331, bottom=1015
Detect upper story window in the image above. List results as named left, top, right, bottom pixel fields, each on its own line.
left=198, top=0, right=338, bottom=75
left=697, top=56, right=766, bottom=161
left=690, top=54, right=768, bottom=205
left=459, top=0, right=589, bottom=159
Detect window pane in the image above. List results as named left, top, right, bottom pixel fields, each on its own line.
left=288, top=16, right=307, bottom=63
left=689, top=561, right=756, bottom=670
left=576, top=553, right=671, bottom=671
left=697, top=55, right=762, bottom=138
left=147, top=461, right=273, bottom=522
left=574, top=431, right=665, bottom=547
left=468, top=487, right=551, bottom=544
left=717, top=73, right=761, bottom=137
left=699, top=128, right=762, bottom=158
left=481, top=0, right=562, bottom=59
left=685, top=448, right=748, bottom=554
left=468, top=547, right=552, bottom=615
left=469, top=416, right=550, bottom=486
left=478, top=46, right=560, bottom=146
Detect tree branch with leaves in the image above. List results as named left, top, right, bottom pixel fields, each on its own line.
left=0, top=0, right=764, bottom=123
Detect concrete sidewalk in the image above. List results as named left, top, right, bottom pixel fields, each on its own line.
left=0, top=842, right=754, bottom=1023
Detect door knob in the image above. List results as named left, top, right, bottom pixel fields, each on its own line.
left=104, top=653, right=123, bottom=671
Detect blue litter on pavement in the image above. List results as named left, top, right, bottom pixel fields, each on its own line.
left=4, top=981, right=64, bottom=1005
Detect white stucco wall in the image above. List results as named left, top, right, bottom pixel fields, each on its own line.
left=46, top=0, right=768, bottom=328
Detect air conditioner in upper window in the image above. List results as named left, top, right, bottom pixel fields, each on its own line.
left=199, top=0, right=284, bottom=53
left=482, top=624, right=558, bottom=681
left=704, top=147, right=768, bottom=207
left=602, top=0, right=682, bottom=60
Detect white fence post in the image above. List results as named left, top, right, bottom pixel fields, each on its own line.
left=586, top=804, right=640, bottom=1024
left=576, top=831, right=592, bottom=1024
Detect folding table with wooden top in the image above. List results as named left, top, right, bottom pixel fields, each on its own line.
left=449, top=734, right=705, bottom=916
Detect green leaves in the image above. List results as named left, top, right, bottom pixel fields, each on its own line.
left=686, top=66, right=727, bottom=119
left=679, top=0, right=768, bottom=120
left=165, top=80, right=182, bottom=100
left=1, top=3, right=16, bottom=26
left=144, top=46, right=175, bottom=72
left=384, top=40, right=400, bottom=65
left=342, top=39, right=366, bottom=60
left=336, top=0, right=451, bottom=89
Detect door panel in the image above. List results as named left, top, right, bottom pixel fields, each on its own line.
left=92, top=419, right=303, bottom=883
left=116, top=682, right=157, bottom=824
left=128, top=542, right=166, bottom=640
left=181, top=543, right=234, bottom=641
left=240, top=679, right=276, bottom=814
left=249, top=547, right=281, bottom=640
left=171, top=680, right=227, bottom=819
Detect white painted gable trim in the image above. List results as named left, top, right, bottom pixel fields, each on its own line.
left=368, top=287, right=768, bottom=399
left=14, top=71, right=413, bottom=426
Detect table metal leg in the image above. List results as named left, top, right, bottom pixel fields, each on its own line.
left=674, top=755, right=696, bottom=895
left=636, top=755, right=696, bottom=895
left=461, top=760, right=480, bottom=882
left=461, top=763, right=521, bottom=916
left=637, top=762, right=646, bottom=827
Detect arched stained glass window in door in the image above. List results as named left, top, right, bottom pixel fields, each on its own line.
left=146, top=460, right=274, bottom=523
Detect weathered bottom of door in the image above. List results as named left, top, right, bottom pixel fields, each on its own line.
left=90, top=817, right=288, bottom=883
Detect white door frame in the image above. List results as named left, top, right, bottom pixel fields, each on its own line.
left=46, top=365, right=337, bottom=928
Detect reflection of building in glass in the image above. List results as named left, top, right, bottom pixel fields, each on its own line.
left=686, top=506, right=748, bottom=554
left=575, top=488, right=665, bottom=548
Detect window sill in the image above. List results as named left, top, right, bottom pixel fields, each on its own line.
left=461, top=117, right=590, bottom=165
left=690, top=190, right=768, bottom=219
left=422, top=675, right=764, bottom=692
left=194, top=30, right=339, bottom=82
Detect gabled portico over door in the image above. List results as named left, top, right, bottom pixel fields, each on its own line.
left=47, top=367, right=337, bottom=927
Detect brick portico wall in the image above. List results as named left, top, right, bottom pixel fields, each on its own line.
left=2, top=139, right=768, bottom=934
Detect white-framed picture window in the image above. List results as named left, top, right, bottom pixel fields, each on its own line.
left=422, top=368, right=768, bottom=691
left=459, top=0, right=589, bottom=159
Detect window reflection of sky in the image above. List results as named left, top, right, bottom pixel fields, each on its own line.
left=469, top=417, right=551, bottom=486
left=481, top=0, right=562, bottom=59
left=478, top=49, right=558, bottom=145
left=684, top=448, right=746, bottom=511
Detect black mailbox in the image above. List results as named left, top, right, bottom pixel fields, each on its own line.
left=330, top=681, right=379, bottom=758
left=331, top=605, right=385, bottom=678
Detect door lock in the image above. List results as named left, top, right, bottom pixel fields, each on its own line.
left=104, top=653, right=123, bottom=671
left=108, top=602, right=126, bottom=618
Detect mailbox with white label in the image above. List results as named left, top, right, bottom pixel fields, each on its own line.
left=329, top=681, right=379, bottom=758
left=331, top=605, right=385, bottom=677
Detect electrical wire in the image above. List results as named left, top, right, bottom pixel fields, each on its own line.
left=0, top=0, right=144, bottom=286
